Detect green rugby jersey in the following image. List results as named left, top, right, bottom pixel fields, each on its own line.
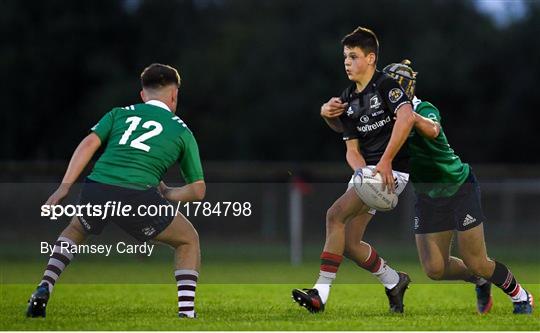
left=408, top=98, right=469, bottom=198
left=88, top=100, right=204, bottom=190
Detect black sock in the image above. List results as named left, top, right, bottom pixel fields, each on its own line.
left=489, top=261, right=525, bottom=301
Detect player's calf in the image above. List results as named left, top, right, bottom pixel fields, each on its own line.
left=27, top=234, right=79, bottom=318
left=350, top=244, right=410, bottom=312
left=482, top=261, right=533, bottom=314
left=153, top=214, right=201, bottom=318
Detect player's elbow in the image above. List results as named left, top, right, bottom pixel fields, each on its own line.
left=431, top=123, right=441, bottom=139
left=397, top=105, right=415, bottom=129
left=190, top=181, right=206, bottom=201
left=81, top=133, right=102, bottom=151
left=423, top=123, right=441, bottom=140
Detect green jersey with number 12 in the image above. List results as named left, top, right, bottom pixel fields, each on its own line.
left=408, top=98, right=469, bottom=198
left=88, top=101, right=204, bottom=189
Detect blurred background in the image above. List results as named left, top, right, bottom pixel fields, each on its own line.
left=1, top=0, right=539, bottom=282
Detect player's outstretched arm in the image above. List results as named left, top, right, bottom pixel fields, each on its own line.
left=159, top=180, right=206, bottom=202
left=413, top=113, right=440, bottom=139
left=321, top=97, right=347, bottom=133
left=375, top=104, right=415, bottom=192
left=45, top=133, right=102, bottom=205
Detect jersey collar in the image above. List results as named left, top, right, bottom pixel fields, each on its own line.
left=412, top=96, right=422, bottom=111
left=145, top=100, right=171, bottom=112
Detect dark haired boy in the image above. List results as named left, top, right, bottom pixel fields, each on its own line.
left=292, top=27, right=415, bottom=314
left=27, top=63, right=205, bottom=319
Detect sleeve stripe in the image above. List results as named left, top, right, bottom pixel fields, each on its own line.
left=393, top=101, right=412, bottom=114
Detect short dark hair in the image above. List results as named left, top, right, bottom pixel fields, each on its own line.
left=341, top=27, right=379, bottom=63
left=140, top=63, right=181, bottom=89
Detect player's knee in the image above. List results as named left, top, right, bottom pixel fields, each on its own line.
left=190, top=229, right=200, bottom=246
left=178, top=228, right=199, bottom=248
left=166, top=226, right=199, bottom=249
left=61, top=218, right=87, bottom=240
left=326, top=204, right=345, bottom=228
left=422, top=261, right=446, bottom=280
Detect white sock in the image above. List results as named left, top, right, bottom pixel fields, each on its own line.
left=476, top=277, right=488, bottom=286
left=372, top=259, right=399, bottom=289
left=314, top=271, right=335, bottom=304
left=511, top=285, right=528, bottom=303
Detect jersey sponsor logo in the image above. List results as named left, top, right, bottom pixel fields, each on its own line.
left=414, top=217, right=420, bottom=230
left=346, top=106, right=354, bottom=117
left=122, top=105, right=135, bottom=111
left=389, top=88, right=404, bottom=103
left=371, top=110, right=384, bottom=117
left=360, top=115, right=370, bottom=123
left=427, top=113, right=438, bottom=121
left=463, top=214, right=477, bottom=226
left=369, top=95, right=381, bottom=109
left=356, top=116, right=391, bottom=133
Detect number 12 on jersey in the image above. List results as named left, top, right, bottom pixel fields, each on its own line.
left=119, top=116, right=163, bottom=152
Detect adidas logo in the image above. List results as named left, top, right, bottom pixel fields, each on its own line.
left=463, top=214, right=476, bottom=226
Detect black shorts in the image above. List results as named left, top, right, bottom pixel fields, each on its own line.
left=76, top=179, right=175, bottom=241
left=413, top=170, right=486, bottom=234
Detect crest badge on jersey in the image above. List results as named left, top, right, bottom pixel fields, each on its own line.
left=369, top=95, right=381, bottom=109
left=360, top=115, right=369, bottom=123
left=388, top=88, right=404, bottom=103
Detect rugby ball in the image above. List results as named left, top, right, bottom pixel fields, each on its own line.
left=352, top=166, right=398, bottom=211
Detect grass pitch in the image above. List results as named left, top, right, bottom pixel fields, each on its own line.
left=1, top=283, right=539, bottom=330
left=1, top=241, right=539, bottom=330
left=1, top=259, right=539, bottom=331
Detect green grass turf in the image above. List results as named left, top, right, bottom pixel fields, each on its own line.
left=1, top=242, right=539, bottom=330
left=1, top=257, right=539, bottom=331
left=1, top=283, right=539, bottom=331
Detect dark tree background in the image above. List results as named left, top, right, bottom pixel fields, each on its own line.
left=2, top=0, right=539, bottom=163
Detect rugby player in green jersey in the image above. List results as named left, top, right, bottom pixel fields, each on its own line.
left=383, top=60, right=534, bottom=314
left=27, top=64, right=204, bottom=318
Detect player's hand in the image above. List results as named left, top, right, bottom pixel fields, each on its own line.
left=158, top=181, right=171, bottom=199
left=373, top=159, right=395, bottom=194
left=321, top=97, right=348, bottom=119
left=45, top=184, right=71, bottom=206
